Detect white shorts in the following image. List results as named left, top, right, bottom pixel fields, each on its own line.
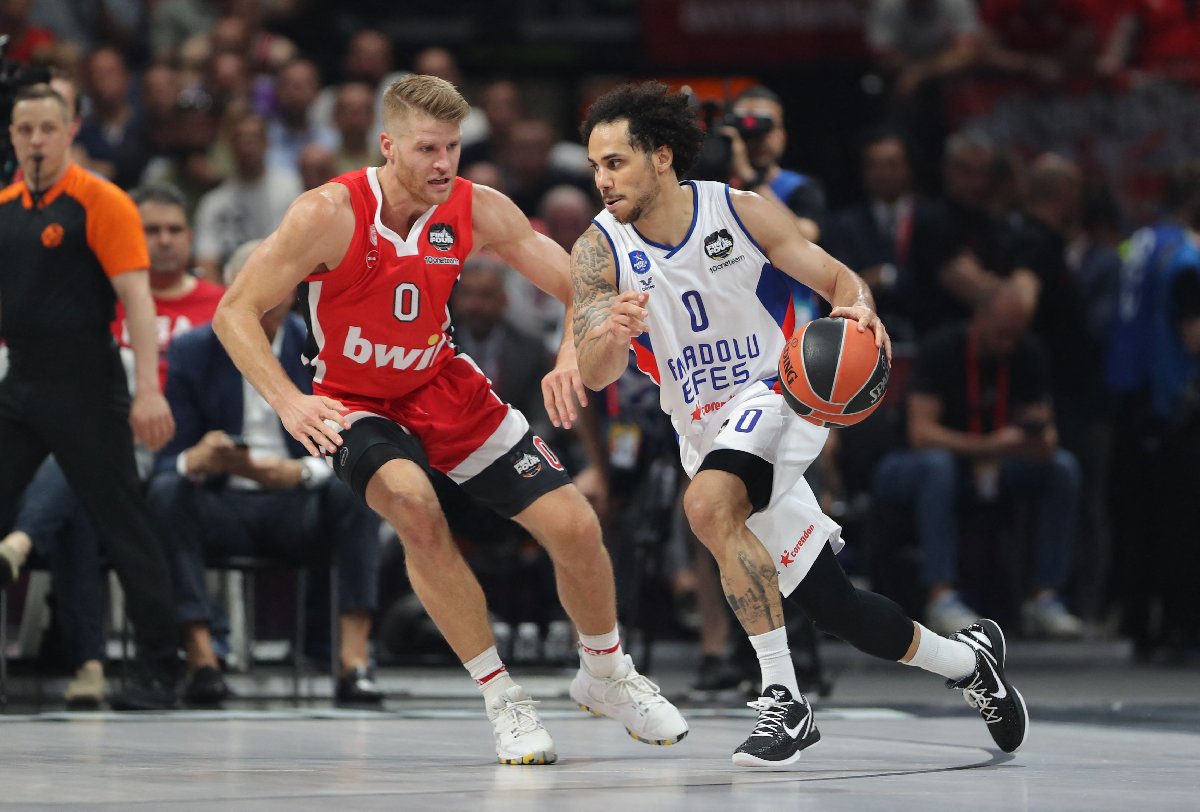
left=679, top=385, right=844, bottom=596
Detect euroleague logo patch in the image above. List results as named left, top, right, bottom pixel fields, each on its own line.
left=41, top=223, right=64, bottom=248
left=365, top=248, right=379, bottom=270
left=428, top=223, right=455, bottom=251
left=703, top=229, right=734, bottom=260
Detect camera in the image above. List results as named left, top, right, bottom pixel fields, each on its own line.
left=723, top=112, right=775, bottom=139
left=688, top=94, right=776, bottom=182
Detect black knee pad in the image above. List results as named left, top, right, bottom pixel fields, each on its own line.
left=330, top=416, right=431, bottom=505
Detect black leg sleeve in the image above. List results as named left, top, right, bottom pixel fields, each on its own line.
left=787, top=543, right=916, bottom=662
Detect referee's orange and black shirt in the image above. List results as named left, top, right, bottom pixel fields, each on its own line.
left=0, top=162, right=149, bottom=341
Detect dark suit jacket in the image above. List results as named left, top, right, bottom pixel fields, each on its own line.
left=155, top=313, right=310, bottom=475
left=824, top=198, right=949, bottom=340
left=455, top=320, right=553, bottom=434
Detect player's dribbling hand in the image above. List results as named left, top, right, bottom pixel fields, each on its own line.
left=829, top=303, right=892, bottom=363
left=278, top=392, right=350, bottom=456
left=605, top=290, right=649, bottom=345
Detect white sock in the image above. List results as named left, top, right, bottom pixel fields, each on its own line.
left=465, top=646, right=517, bottom=711
left=902, top=623, right=976, bottom=681
left=748, top=626, right=800, bottom=697
left=578, top=626, right=622, bottom=678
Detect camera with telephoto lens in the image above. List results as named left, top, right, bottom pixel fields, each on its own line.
left=723, top=111, right=775, bottom=139
left=689, top=94, right=775, bottom=182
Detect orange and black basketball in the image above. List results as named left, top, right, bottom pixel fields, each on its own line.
left=777, top=317, right=890, bottom=427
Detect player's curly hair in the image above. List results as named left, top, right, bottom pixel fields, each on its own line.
left=580, top=82, right=706, bottom=178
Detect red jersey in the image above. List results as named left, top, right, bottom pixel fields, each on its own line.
left=305, top=167, right=473, bottom=401
left=112, top=277, right=226, bottom=390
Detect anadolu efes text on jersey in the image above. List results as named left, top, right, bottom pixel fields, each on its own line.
left=593, top=181, right=814, bottom=433
left=300, top=167, right=474, bottom=401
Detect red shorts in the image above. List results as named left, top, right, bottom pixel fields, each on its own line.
left=314, top=354, right=524, bottom=478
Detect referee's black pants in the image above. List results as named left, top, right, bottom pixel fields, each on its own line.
left=0, top=334, right=178, bottom=667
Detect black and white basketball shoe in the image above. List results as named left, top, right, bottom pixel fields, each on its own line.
left=947, top=618, right=1029, bottom=753
left=731, top=684, right=820, bottom=767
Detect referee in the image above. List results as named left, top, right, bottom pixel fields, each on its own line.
left=0, top=84, right=180, bottom=709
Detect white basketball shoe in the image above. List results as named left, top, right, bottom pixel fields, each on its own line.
left=488, top=685, right=557, bottom=765
left=569, top=653, right=689, bottom=745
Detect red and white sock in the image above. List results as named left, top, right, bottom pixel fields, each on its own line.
left=465, top=646, right=516, bottom=710
left=578, top=626, right=623, bottom=678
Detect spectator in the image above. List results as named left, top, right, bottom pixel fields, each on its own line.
left=30, top=0, right=142, bottom=54
left=872, top=284, right=1084, bottom=637
left=507, top=185, right=593, bottom=353
left=1096, top=0, right=1200, bottom=85
left=0, top=0, right=57, bottom=64
left=411, top=45, right=487, bottom=145
left=460, top=79, right=523, bottom=170
left=722, top=85, right=827, bottom=244
left=976, top=0, right=1097, bottom=89
left=0, top=183, right=223, bottom=707
left=192, top=111, right=302, bottom=283
left=76, top=46, right=147, bottom=189
left=331, top=81, right=381, bottom=175
left=867, top=0, right=983, bottom=184
left=824, top=127, right=940, bottom=340
left=0, top=84, right=180, bottom=710
left=265, top=58, right=338, bottom=170
left=149, top=0, right=218, bottom=64
left=146, top=241, right=384, bottom=707
left=868, top=0, right=983, bottom=98
left=497, top=119, right=593, bottom=217
left=298, top=142, right=336, bottom=191
left=1106, top=160, right=1200, bottom=655
left=311, top=29, right=406, bottom=143
left=138, top=88, right=224, bottom=217
left=1064, top=186, right=1122, bottom=624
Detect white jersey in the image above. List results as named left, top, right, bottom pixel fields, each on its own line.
left=595, top=181, right=842, bottom=590
left=594, top=180, right=812, bottom=437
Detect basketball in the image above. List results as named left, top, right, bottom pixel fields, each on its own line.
left=777, top=317, right=890, bottom=427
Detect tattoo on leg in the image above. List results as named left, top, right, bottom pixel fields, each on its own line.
left=722, top=551, right=783, bottom=629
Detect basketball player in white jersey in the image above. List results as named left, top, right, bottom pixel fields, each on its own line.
left=213, top=76, right=686, bottom=765
left=571, top=82, right=1027, bottom=767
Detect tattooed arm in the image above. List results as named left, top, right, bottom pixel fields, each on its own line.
left=570, top=224, right=649, bottom=391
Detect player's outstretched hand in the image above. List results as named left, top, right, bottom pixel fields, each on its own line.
left=542, top=352, right=589, bottom=430
left=829, top=303, right=892, bottom=363
left=278, top=392, right=350, bottom=456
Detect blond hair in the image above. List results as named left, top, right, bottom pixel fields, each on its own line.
left=381, top=74, right=469, bottom=131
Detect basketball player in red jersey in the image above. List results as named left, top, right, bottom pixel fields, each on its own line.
left=212, top=75, right=687, bottom=765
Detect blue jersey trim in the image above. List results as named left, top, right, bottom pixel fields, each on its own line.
left=632, top=181, right=698, bottom=259
left=725, top=183, right=768, bottom=256
left=755, top=263, right=794, bottom=329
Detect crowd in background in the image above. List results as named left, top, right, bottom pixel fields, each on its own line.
left=2, top=0, right=1199, bottom=705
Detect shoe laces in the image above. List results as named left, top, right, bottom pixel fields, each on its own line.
left=598, top=669, right=666, bottom=710
left=745, top=696, right=790, bottom=738
left=494, top=695, right=544, bottom=736
left=960, top=673, right=1001, bottom=724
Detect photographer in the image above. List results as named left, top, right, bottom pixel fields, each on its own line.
left=719, top=85, right=827, bottom=243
